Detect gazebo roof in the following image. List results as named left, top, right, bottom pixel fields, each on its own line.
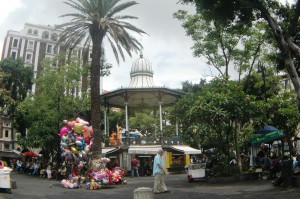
left=100, top=87, right=185, bottom=108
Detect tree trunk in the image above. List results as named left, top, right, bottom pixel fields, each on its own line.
left=257, top=1, right=300, bottom=112
left=81, top=48, right=89, bottom=95
left=235, top=121, right=242, bottom=173
left=90, top=29, right=104, bottom=160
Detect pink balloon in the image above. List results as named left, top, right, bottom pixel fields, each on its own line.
left=66, top=121, right=75, bottom=130
left=59, top=127, right=69, bottom=137
left=76, top=117, right=89, bottom=126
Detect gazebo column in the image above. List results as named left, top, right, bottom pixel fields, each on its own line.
left=104, top=107, right=107, bottom=136
left=125, top=102, right=129, bottom=131
left=175, top=120, right=179, bottom=136
left=159, top=102, right=163, bottom=139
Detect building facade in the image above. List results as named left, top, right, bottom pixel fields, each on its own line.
left=1, top=23, right=102, bottom=95
left=0, top=115, right=20, bottom=160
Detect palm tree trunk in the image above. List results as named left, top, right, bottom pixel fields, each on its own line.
left=90, top=29, right=104, bottom=160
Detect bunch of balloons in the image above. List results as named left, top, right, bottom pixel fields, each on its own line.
left=88, top=167, right=124, bottom=185
left=59, top=117, right=93, bottom=168
left=61, top=179, right=79, bottom=189
left=86, top=179, right=102, bottom=190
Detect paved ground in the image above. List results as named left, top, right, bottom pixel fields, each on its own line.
left=0, top=172, right=300, bottom=199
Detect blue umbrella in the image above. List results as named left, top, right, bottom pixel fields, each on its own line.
left=254, top=125, right=279, bottom=134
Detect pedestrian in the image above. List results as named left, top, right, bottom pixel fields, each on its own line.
left=131, top=156, right=139, bottom=178
left=153, top=149, right=169, bottom=194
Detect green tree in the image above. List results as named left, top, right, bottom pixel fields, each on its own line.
left=173, top=78, right=254, bottom=174
left=179, top=0, right=300, bottom=112
left=14, top=57, right=90, bottom=161
left=129, top=111, right=157, bottom=136
left=181, top=79, right=206, bottom=93
left=57, top=0, right=146, bottom=159
left=174, top=10, right=269, bottom=79
left=0, top=57, right=33, bottom=116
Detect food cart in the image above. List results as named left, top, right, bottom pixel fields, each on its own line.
left=0, top=165, right=13, bottom=194
left=187, top=163, right=206, bottom=182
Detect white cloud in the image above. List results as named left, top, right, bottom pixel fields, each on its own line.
left=0, top=0, right=22, bottom=24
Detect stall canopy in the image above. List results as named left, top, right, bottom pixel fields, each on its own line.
left=251, top=130, right=285, bottom=145
left=102, top=148, right=119, bottom=155
left=0, top=151, right=21, bottom=158
left=128, top=145, right=162, bottom=154
left=170, top=146, right=202, bottom=154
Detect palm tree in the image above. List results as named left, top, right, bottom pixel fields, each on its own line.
left=57, top=0, right=146, bottom=159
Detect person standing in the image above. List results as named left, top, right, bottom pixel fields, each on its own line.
left=153, top=149, right=169, bottom=194
left=131, top=156, right=139, bottom=178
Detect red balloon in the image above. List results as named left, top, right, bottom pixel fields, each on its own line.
left=85, top=137, right=91, bottom=144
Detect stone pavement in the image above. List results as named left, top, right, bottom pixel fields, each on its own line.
left=0, top=172, right=300, bottom=199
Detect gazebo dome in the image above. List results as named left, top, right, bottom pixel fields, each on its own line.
left=128, top=53, right=155, bottom=88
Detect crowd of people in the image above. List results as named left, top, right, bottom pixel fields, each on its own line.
left=6, top=159, right=88, bottom=184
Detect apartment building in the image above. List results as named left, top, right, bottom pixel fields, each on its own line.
left=1, top=23, right=102, bottom=95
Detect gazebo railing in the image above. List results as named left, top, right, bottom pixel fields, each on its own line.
left=120, top=136, right=184, bottom=146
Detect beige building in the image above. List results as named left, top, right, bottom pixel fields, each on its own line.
left=0, top=115, right=20, bottom=159
left=1, top=22, right=102, bottom=95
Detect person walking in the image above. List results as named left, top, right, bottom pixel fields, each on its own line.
left=153, top=149, right=169, bottom=194
left=131, top=156, right=139, bottom=178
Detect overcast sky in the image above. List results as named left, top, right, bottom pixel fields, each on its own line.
left=0, top=0, right=218, bottom=91
left=0, top=0, right=293, bottom=91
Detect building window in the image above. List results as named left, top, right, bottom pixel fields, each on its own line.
left=11, top=51, right=17, bottom=59
left=46, top=44, right=53, bottom=54
left=27, top=41, right=34, bottom=50
left=51, top=33, right=58, bottom=41
left=5, top=130, right=9, bottom=137
left=34, top=30, right=38, bottom=35
left=26, top=53, right=32, bottom=63
left=28, top=28, right=33, bottom=34
left=42, top=31, right=49, bottom=39
left=12, top=38, right=19, bottom=48
left=4, top=144, right=10, bottom=151
left=53, top=46, right=58, bottom=54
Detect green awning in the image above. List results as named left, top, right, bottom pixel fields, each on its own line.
left=251, top=130, right=285, bottom=145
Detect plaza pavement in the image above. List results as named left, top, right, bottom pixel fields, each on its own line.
left=0, top=171, right=300, bottom=199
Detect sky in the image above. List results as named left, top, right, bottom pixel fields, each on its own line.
left=0, top=0, right=217, bottom=91
left=0, top=0, right=294, bottom=91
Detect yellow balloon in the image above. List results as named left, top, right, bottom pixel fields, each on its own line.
left=73, top=123, right=83, bottom=133
left=71, top=147, right=78, bottom=154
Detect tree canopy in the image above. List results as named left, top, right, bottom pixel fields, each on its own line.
left=0, top=57, right=33, bottom=116
left=179, top=0, right=300, bottom=111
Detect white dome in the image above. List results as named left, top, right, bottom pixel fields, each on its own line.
left=128, top=53, right=155, bottom=88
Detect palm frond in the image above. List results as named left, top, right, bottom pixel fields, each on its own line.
left=107, top=36, right=120, bottom=64
left=58, top=0, right=146, bottom=65
left=107, top=1, right=138, bottom=18
left=114, top=15, right=138, bottom=20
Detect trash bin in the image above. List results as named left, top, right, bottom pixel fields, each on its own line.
left=0, top=167, right=13, bottom=194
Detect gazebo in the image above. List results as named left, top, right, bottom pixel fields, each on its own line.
left=100, top=53, right=185, bottom=138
